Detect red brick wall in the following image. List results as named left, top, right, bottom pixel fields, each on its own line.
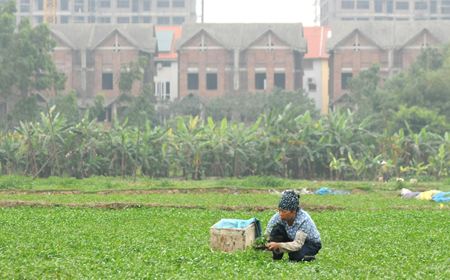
left=51, top=32, right=154, bottom=100
left=329, top=31, right=440, bottom=102
left=178, top=31, right=304, bottom=99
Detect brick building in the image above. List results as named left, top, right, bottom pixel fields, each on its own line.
left=49, top=24, right=158, bottom=121
left=174, top=23, right=307, bottom=99
left=321, top=0, right=450, bottom=25
left=325, top=22, right=449, bottom=108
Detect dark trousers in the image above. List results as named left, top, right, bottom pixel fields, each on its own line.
left=383, top=172, right=389, bottom=183
left=270, top=224, right=322, bottom=262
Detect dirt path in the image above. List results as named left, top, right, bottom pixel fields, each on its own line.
left=0, top=200, right=344, bottom=212
left=0, top=188, right=369, bottom=196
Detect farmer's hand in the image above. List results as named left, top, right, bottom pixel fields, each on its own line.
left=266, top=242, right=279, bottom=251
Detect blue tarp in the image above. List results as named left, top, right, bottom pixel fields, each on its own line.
left=315, top=187, right=350, bottom=195
left=432, top=191, right=450, bottom=202
left=213, top=218, right=262, bottom=238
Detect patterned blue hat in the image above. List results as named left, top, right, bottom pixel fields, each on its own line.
left=278, top=190, right=299, bottom=212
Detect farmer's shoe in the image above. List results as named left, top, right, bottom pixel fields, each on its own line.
left=303, top=255, right=317, bottom=262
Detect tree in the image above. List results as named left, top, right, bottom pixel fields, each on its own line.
left=120, top=84, right=159, bottom=127
left=0, top=1, right=66, bottom=103
left=118, top=56, right=147, bottom=95
left=48, top=90, right=78, bottom=123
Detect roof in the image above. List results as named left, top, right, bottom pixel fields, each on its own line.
left=155, top=26, right=182, bottom=60
left=326, top=22, right=450, bottom=52
left=50, top=24, right=158, bottom=53
left=175, top=23, right=307, bottom=52
left=304, top=26, right=331, bottom=59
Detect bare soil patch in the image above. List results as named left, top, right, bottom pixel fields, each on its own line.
left=0, top=188, right=372, bottom=196
left=0, top=200, right=345, bottom=212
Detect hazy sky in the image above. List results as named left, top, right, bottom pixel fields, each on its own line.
left=197, top=0, right=317, bottom=26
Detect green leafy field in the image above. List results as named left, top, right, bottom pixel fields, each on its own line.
left=0, top=175, right=449, bottom=279
left=0, top=207, right=449, bottom=279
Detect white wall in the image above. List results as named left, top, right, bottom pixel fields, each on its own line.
left=154, top=60, right=178, bottom=101
left=303, top=59, right=323, bottom=113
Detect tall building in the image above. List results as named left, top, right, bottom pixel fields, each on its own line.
left=11, top=0, right=196, bottom=26
left=321, top=0, right=450, bottom=25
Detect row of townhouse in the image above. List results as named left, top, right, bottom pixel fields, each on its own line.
left=1, top=22, right=448, bottom=121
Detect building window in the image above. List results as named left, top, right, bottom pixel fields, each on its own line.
left=341, top=17, right=354, bottom=20
left=88, top=15, right=95, bottom=23
left=357, top=1, right=369, bottom=9
left=132, top=16, right=139, bottom=23
left=35, top=15, right=44, bottom=23
left=142, top=16, right=152, bottom=23
left=255, top=73, right=266, bottom=90
left=357, top=17, right=369, bottom=20
left=74, top=16, right=84, bottom=23
left=387, top=1, right=393, bottom=12
left=341, top=73, right=352, bottom=90
left=156, top=81, right=170, bottom=99
left=206, top=73, right=217, bottom=90
left=375, top=0, right=382, bottom=12
left=98, top=17, right=110, bottom=23
left=74, top=0, right=84, bottom=12
left=308, top=78, right=317, bottom=92
left=414, top=1, right=427, bottom=10
left=303, top=59, right=313, bottom=70
left=157, top=0, right=169, bottom=7
left=20, top=0, right=30, bottom=12
left=172, top=16, right=184, bottom=25
left=132, top=0, right=139, bottom=12
left=117, top=17, right=130, bottom=23
left=430, top=1, right=437, bottom=13
left=61, top=0, right=69, bottom=10
left=442, top=1, right=450, bottom=14
left=374, top=16, right=385, bottom=20
left=386, top=16, right=394, bottom=20
left=155, top=61, right=172, bottom=67
left=172, top=0, right=184, bottom=7
left=341, top=1, right=354, bottom=9
left=100, top=0, right=110, bottom=7
left=117, top=0, right=129, bottom=8
left=274, top=73, right=285, bottom=90
left=188, top=74, right=199, bottom=90
left=396, top=17, right=408, bottom=20
left=143, top=0, right=151, bottom=10
left=102, top=73, right=113, bottom=90
left=60, top=15, right=69, bottom=23
left=37, top=0, right=43, bottom=10
left=157, top=16, right=170, bottom=25
left=396, top=2, right=409, bottom=10
left=88, top=0, right=95, bottom=11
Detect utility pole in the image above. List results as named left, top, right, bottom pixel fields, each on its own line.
left=201, top=0, right=204, bottom=23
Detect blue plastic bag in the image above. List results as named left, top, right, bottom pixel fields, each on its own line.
left=432, top=191, right=450, bottom=202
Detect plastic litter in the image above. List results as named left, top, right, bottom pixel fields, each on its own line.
left=213, top=218, right=262, bottom=238
left=420, top=190, right=441, bottom=201
left=432, top=191, right=450, bottom=203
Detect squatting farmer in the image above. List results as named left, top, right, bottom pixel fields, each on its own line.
left=265, top=190, right=322, bottom=262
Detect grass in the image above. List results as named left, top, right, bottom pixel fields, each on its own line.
left=1, top=174, right=449, bottom=192
left=0, top=193, right=448, bottom=210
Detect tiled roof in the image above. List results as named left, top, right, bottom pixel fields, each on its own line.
left=326, top=22, right=450, bottom=52
left=175, top=23, right=306, bottom=52
left=155, top=26, right=182, bottom=60
left=303, top=26, right=331, bottom=59
left=50, top=24, right=158, bottom=53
